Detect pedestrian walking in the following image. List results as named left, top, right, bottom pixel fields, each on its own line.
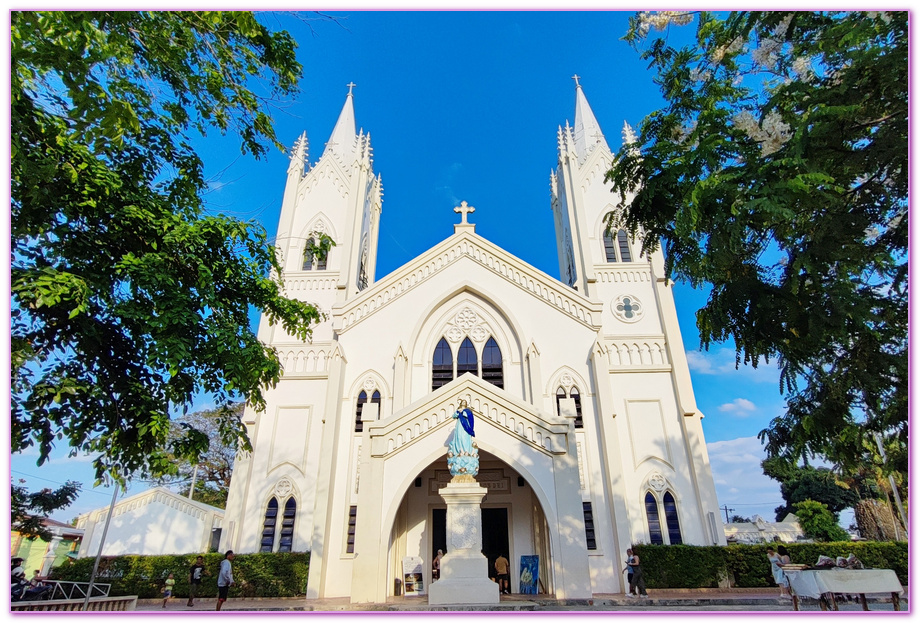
left=188, top=555, right=208, bottom=607
left=624, top=549, right=647, bottom=597
left=216, top=551, right=235, bottom=611
left=162, top=573, right=175, bottom=608
left=767, top=547, right=790, bottom=599
left=622, top=550, right=634, bottom=595
left=494, top=553, right=510, bottom=595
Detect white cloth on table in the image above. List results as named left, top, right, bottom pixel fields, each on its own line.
left=785, top=569, right=903, bottom=599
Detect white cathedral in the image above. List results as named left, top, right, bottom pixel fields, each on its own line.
left=221, top=81, right=727, bottom=603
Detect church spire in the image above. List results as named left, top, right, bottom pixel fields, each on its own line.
left=572, top=77, right=609, bottom=160
left=322, top=83, right=358, bottom=164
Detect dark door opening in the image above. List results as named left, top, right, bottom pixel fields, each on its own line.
left=481, top=507, right=509, bottom=582
left=432, top=508, right=447, bottom=560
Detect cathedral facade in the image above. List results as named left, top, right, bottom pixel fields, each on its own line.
left=220, top=82, right=726, bottom=603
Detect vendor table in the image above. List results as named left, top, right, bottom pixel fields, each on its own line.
left=785, top=568, right=903, bottom=611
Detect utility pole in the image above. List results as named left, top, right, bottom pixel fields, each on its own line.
left=720, top=505, right=735, bottom=523
left=188, top=464, right=198, bottom=501
left=83, top=479, right=119, bottom=611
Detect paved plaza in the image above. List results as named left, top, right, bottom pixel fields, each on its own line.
left=136, top=588, right=908, bottom=613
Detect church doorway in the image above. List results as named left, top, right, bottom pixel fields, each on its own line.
left=481, top=507, right=509, bottom=583
left=388, top=451, right=554, bottom=596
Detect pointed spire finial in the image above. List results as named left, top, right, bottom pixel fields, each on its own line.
left=622, top=120, right=637, bottom=145
left=346, top=81, right=357, bottom=96
left=454, top=201, right=475, bottom=224
left=572, top=74, right=581, bottom=88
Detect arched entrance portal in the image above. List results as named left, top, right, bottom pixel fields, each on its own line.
left=386, top=451, right=554, bottom=597
left=347, top=375, right=591, bottom=604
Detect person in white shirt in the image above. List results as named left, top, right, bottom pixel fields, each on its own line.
left=216, top=551, right=235, bottom=611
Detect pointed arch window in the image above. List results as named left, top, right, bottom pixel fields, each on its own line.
left=603, top=230, right=618, bottom=262
left=357, top=238, right=369, bottom=290
left=303, top=237, right=330, bottom=271
left=617, top=230, right=632, bottom=262
left=645, top=492, right=664, bottom=545
left=432, top=338, right=454, bottom=391
left=556, top=385, right=584, bottom=429
left=457, top=338, right=478, bottom=377
left=481, top=337, right=503, bottom=388
left=663, top=492, right=682, bottom=545
left=370, top=390, right=381, bottom=419
left=569, top=387, right=583, bottom=428
left=260, top=498, right=279, bottom=552
left=278, top=498, right=297, bottom=552
left=302, top=239, right=315, bottom=271
left=355, top=391, right=368, bottom=432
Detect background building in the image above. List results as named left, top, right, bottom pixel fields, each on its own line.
left=76, top=487, right=223, bottom=557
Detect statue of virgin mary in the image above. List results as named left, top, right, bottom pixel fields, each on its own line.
left=447, top=399, right=479, bottom=477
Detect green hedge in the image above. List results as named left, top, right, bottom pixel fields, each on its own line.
left=48, top=552, right=309, bottom=599
left=634, top=542, right=907, bottom=589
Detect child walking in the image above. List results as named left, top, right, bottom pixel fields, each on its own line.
left=162, top=573, right=176, bottom=608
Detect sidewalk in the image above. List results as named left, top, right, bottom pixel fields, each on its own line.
left=137, top=587, right=907, bottom=612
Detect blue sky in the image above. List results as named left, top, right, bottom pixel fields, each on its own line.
left=11, top=10, right=832, bottom=528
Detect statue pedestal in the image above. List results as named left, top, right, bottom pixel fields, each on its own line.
left=427, top=478, right=500, bottom=605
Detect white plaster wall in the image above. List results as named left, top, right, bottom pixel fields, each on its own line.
left=81, top=493, right=220, bottom=557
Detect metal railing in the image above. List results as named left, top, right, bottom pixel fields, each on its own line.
left=45, top=580, right=112, bottom=601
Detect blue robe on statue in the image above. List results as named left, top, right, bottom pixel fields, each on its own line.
left=448, top=407, right=479, bottom=477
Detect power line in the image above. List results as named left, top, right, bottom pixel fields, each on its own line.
left=11, top=470, right=110, bottom=497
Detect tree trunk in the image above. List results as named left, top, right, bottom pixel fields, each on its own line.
left=854, top=499, right=905, bottom=541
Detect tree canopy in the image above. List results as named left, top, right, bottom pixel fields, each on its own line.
left=762, top=457, right=858, bottom=522
left=607, top=11, right=907, bottom=480
left=12, top=480, right=81, bottom=540
left=793, top=500, right=851, bottom=542
left=157, top=403, right=243, bottom=508
left=11, top=11, right=323, bottom=483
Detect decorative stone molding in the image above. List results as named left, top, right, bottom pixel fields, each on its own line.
left=595, top=267, right=651, bottom=283
left=368, top=379, right=569, bottom=459
left=612, top=294, right=644, bottom=323
left=443, top=307, right=492, bottom=344
left=336, top=236, right=603, bottom=333
left=274, top=477, right=294, bottom=499
left=647, top=471, right=667, bottom=493
left=560, top=373, right=574, bottom=389
left=278, top=346, right=331, bottom=376
left=363, top=377, right=377, bottom=392
left=451, top=505, right=481, bottom=550
left=605, top=338, right=670, bottom=368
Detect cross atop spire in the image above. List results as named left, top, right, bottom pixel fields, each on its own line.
left=454, top=201, right=475, bottom=224
left=346, top=81, right=357, bottom=95
left=571, top=74, right=581, bottom=88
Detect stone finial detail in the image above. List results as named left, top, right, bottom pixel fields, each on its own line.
left=622, top=121, right=637, bottom=146
left=288, top=132, right=308, bottom=173
left=557, top=126, right=565, bottom=155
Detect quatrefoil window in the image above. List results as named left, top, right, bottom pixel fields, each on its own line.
left=612, top=294, right=644, bottom=323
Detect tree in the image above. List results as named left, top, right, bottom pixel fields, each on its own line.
left=793, top=500, right=851, bottom=542
left=762, top=457, right=857, bottom=521
left=12, top=479, right=81, bottom=540
left=157, top=403, right=243, bottom=508
left=607, top=12, right=907, bottom=483
left=729, top=514, right=753, bottom=523
left=11, top=12, right=325, bottom=482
